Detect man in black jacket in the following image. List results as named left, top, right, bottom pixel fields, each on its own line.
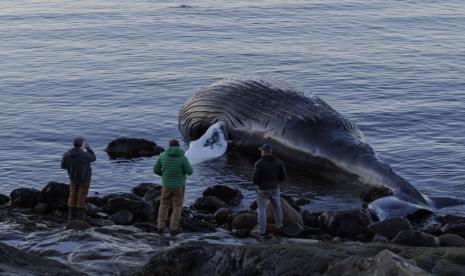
left=61, top=137, right=96, bottom=220
left=251, top=144, right=287, bottom=236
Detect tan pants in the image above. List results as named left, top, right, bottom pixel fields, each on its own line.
left=68, top=181, right=90, bottom=208
left=157, top=186, right=185, bottom=230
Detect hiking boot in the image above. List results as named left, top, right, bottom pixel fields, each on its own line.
left=76, top=207, right=87, bottom=220
left=170, top=228, right=182, bottom=236
left=68, top=206, right=77, bottom=221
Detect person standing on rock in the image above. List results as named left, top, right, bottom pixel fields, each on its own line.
left=251, top=144, right=287, bottom=237
left=61, top=137, right=96, bottom=221
left=154, top=139, right=193, bottom=235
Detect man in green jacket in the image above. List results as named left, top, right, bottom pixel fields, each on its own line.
left=154, top=139, right=193, bottom=235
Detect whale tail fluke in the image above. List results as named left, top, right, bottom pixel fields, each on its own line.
left=185, top=122, right=228, bottom=165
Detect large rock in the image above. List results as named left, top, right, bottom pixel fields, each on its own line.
left=132, top=183, right=161, bottom=198
left=302, top=211, right=322, bottom=228
left=137, top=241, right=465, bottom=276
left=368, top=218, right=412, bottom=239
left=321, top=209, right=372, bottom=239
left=10, top=188, right=40, bottom=209
left=266, top=198, right=303, bottom=226
left=105, top=137, right=164, bottom=159
left=66, top=220, right=92, bottom=231
left=0, top=194, right=10, bottom=205
left=231, top=212, right=258, bottom=230
left=202, top=185, right=243, bottom=206
left=441, top=223, right=465, bottom=238
left=86, top=196, right=106, bottom=207
left=439, top=234, right=465, bottom=247
left=103, top=196, right=145, bottom=215
left=282, top=223, right=304, bottom=237
left=37, top=181, right=69, bottom=211
left=109, top=210, right=134, bottom=225
left=0, top=242, right=84, bottom=275
left=214, top=208, right=233, bottom=225
left=326, top=249, right=428, bottom=275
left=192, top=196, right=227, bottom=213
left=391, top=230, right=440, bottom=247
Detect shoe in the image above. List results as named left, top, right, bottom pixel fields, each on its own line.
left=67, top=206, right=77, bottom=221
left=170, top=228, right=182, bottom=236
left=250, top=230, right=266, bottom=238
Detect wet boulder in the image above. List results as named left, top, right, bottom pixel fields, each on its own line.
left=202, top=185, right=243, bottom=206
left=102, top=194, right=144, bottom=214
left=368, top=218, right=412, bottom=239
left=302, top=211, right=323, bottom=228
left=10, top=188, right=40, bottom=209
left=86, top=196, right=106, bottom=207
left=33, top=203, right=49, bottom=214
left=232, top=212, right=258, bottom=230
left=266, top=198, right=303, bottom=226
left=438, top=234, right=465, bottom=247
left=0, top=194, right=10, bottom=205
left=109, top=210, right=134, bottom=225
left=105, top=137, right=164, bottom=159
left=132, top=183, right=162, bottom=198
left=192, top=196, right=227, bottom=213
left=283, top=223, right=304, bottom=237
left=321, top=209, right=373, bottom=239
left=37, top=181, right=69, bottom=211
left=441, top=223, right=465, bottom=238
left=372, top=234, right=389, bottom=244
left=360, top=186, right=393, bottom=204
left=391, top=230, right=440, bottom=247
left=214, top=208, right=233, bottom=225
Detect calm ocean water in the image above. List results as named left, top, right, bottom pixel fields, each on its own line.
left=1, top=0, right=465, bottom=213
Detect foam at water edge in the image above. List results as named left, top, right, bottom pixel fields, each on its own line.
left=185, top=122, right=227, bottom=165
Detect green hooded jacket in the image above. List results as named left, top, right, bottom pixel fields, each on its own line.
left=154, top=146, right=193, bottom=188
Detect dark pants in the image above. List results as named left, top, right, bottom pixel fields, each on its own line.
left=157, top=186, right=185, bottom=230
left=68, top=181, right=90, bottom=208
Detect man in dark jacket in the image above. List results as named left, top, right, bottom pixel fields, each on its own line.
left=61, top=137, right=96, bottom=220
left=251, top=144, right=287, bottom=237
left=154, top=139, right=193, bottom=235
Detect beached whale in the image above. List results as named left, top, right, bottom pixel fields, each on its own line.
left=179, top=75, right=463, bottom=220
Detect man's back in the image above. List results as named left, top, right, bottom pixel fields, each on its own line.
left=253, top=155, right=287, bottom=190
left=61, top=147, right=96, bottom=182
left=154, top=146, right=193, bottom=188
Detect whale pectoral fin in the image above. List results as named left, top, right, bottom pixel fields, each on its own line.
left=368, top=196, right=432, bottom=221
left=426, top=196, right=465, bottom=209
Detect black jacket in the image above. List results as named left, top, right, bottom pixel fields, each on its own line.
left=252, top=155, right=287, bottom=190
left=61, top=147, right=96, bottom=183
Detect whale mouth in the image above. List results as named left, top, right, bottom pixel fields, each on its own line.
left=185, top=122, right=228, bottom=165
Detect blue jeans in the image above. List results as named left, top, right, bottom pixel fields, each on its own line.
left=256, top=188, right=283, bottom=235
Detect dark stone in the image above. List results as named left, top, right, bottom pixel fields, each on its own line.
left=440, top=214, right=465, bottom=225
left=10, top=188, right=40, bottom=209
left=109, top=210, right=134, bottom=225
left=86, top=218, right=114, bottom=227
left=86, top=203, right=103, bottom=217
left=372, top=234, right=389, bottom=244
left=103, top=196, right=145, bottom=215
left=133, top=183, right=162, bottom=198
left=232, top=212, right=258, bottom=230
left=231, top=229, right=250, bottom=238
left=192, top=196, right=227, bottom=213
left=441, top=223, right=465, bottom=238
left=0, top=194, right=10, bottom=205
left=33, top=203, right=49, bottom=214
left=302, top=211, right=323, bottom=228
left=180, top=216, right=216, bottom=232
left=283, top=223, right=304, bottom=237
left=360, top=186, right=393, bottom=203
left=391, top=230, right=439, bottom=247
left=439, top=234, right=465, bottom=247
left=321, top=209, right=373, bottom=239
left=105, top=137, right=164, bottom=159
left=86, top=196, right=106, bottom=207
left=202, top=185, right=243, bottom=206
left=66, top=220, right=92, bottom=231
left=295, top=197, right=311, bottom=205
left=368, top=218, right=412, bottom=239
left=214, top=208, right=233, bottom=225
left=37, top=181, right=69, bottom=211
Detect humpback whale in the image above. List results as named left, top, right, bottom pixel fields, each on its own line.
left=179, top=75, right=463, bottom=220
